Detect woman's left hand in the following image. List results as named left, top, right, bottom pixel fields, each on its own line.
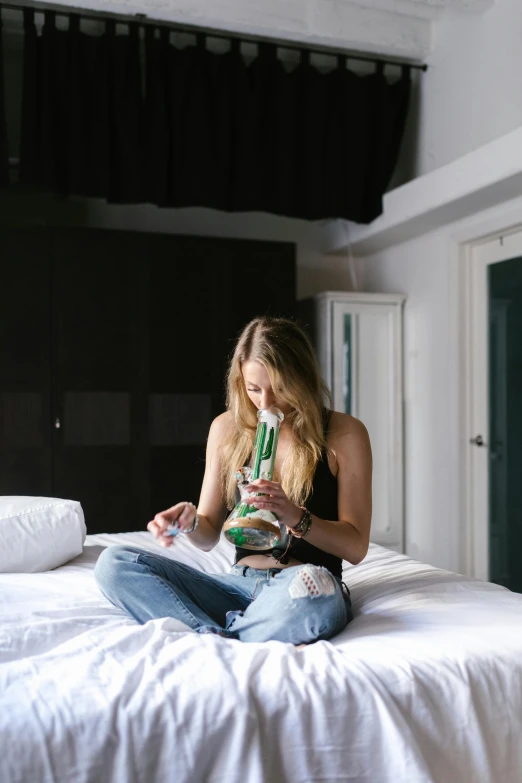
left=244, top=479, right=303, bottom=529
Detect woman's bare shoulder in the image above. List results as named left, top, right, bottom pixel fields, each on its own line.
left=205, top=413, right=235, bottom=469
left=326, top=411, right=370, bottom=449
left=212, top=410, right=233, bottom=426
left=208, top=411, right=234, bottom=440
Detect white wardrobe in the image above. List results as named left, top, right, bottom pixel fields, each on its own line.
left=301, top=291, right=405, bottom=552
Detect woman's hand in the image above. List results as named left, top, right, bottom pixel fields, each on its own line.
left=147, top=502, right=197, bottom=548
left=244, top=479, right=302, bottom=529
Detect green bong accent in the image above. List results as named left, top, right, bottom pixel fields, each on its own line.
left=237, top=425, right=276, bottom=519
left=251, top=421, right=267, bottom=479
left=227, top=528, right=246, bottom=546
left=261, top=427, right=274, bottom=461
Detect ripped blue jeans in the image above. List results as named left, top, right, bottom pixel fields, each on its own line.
left=94, top=546, right=353, bottom=644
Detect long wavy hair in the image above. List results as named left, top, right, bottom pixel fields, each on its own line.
left=220, top=317, right=332, bottom=509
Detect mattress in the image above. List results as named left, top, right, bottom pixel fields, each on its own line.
left=1, top=530, right=521, bottom=783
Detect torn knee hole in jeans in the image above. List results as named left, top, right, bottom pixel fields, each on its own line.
left=288, top=565, right=336, bottom=599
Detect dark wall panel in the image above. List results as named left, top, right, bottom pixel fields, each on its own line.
left=50, top=230, right=146, bottom=533
left=0, top=235, right=52, bottom=495
left=1, top=227, right=296, bottom=533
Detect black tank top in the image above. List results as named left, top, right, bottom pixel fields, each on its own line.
left=233, top=411, right=342, bottom=579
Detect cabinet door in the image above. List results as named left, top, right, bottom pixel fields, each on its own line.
left=331, top=301, right=403, bottom=550
left=146, top=235, right=296, bottom=517
left=0, top=235, right=53, bottom=496
left=147, top=238, right=222, bottom=518
left=51, top=230, right=147, bottom=533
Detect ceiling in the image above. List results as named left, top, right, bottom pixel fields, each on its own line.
left=3, top=0, right=496, bottom=62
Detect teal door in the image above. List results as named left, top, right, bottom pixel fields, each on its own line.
left=489, top=256, right=522, bottom=592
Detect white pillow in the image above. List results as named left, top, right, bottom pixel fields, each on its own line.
left=0, top=496, right=86, bottom=573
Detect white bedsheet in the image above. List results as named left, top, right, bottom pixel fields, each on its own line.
left=1, top=531, right=521, bottom=783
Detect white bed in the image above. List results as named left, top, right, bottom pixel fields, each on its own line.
left=1, top=530, right=521, bottom=783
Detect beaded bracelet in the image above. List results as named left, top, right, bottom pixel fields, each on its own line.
left=272, top=508, right=312, bottom=564
left=291, top=507, right=313, bottom=538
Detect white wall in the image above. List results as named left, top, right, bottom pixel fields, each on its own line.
left=357, top=231, right=459, bottom=571
left=416, top=0, right=522, bottom=176
left=1, top=0, right=432, bottom=61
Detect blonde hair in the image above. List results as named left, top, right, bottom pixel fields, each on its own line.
left=220, top=317, right=332, bottom=509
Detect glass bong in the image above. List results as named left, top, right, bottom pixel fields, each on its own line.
left=222, top=406, right=288, bottom=549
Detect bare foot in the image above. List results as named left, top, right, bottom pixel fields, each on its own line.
left=295, top=644, right=307, bottom=650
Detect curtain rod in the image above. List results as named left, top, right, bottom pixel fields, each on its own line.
left=0, top=1, right=428, bottom=72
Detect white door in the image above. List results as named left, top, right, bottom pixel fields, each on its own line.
left=468, top=229, right=522, bottom=588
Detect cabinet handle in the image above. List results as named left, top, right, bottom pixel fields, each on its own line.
left=54, top=417, right=61, bottom=429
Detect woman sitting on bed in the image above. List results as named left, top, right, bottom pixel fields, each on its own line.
left=95, top=316, right=372, bottom=645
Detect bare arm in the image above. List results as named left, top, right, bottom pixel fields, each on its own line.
left=301, top=414, right=373, bottom=564
left=247, top=413, right=372, bottom=565
left=147, top=413, right=231, bottom=552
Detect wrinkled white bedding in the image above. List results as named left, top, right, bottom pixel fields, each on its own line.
left=1, top=531, right=521, bottom=783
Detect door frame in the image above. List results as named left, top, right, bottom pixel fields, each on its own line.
left=459, top=225, right=522, bottom=580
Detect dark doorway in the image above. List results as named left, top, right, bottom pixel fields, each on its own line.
left=489, top=256, right=522, bottom=593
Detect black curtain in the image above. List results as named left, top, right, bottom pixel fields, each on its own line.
left=0, top=10, right=8, bottom=187
left=18, top=9, right=411, bottom=223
